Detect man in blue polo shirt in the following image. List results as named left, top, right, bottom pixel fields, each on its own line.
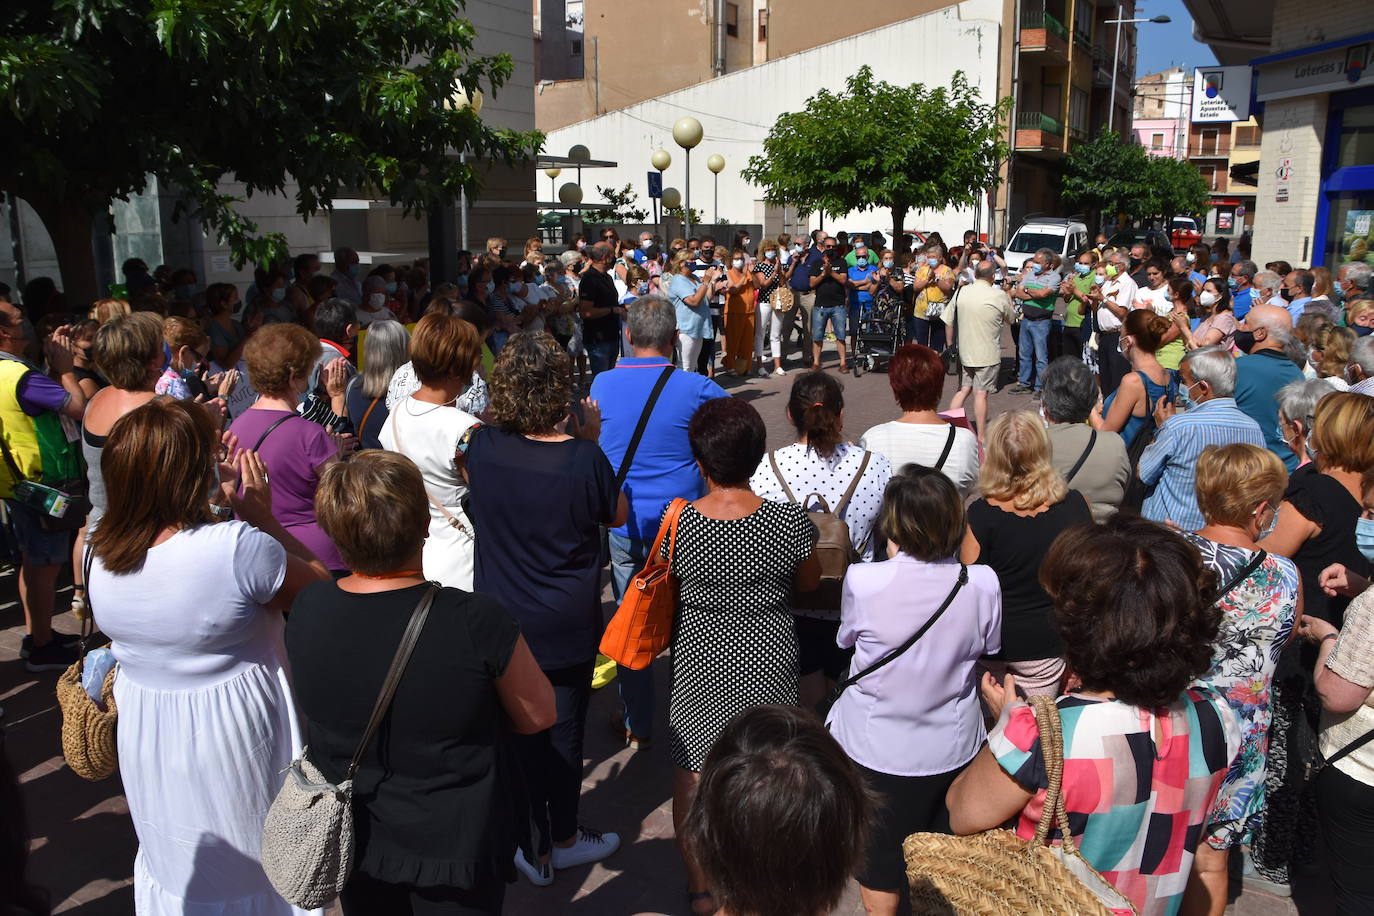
left=785, top=230, right=827, bottom=357
left=1229, top=259, right=1258, bottom=320
left=846, top=241, right=878, bottom=352
left=590, top=294, right=726, bottom=748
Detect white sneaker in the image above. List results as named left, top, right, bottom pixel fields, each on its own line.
left=513, top=849, right=553, bottom=886
left=772, top=366, right=786, bottom=377
left=550, top=826, right=621, bottom=869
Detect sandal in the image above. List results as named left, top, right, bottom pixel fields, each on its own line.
left=686, top=889, right=717, bottom=915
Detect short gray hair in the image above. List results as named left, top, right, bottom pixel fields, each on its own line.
left=1343, top=262, right=1372, bottom=293
left=1350, top=334, right=1374, bottom=378
left=1036, top=247, right=1057, bottom=261
left=1276, top=377, right=1337, bottom=429
left=1248, top=303, right=1293, bottom=344
left=559, top=250, right=582, bottom=268
left=1040, top=357, right=1097, bottom=424
left=360, top=320, right=410, bottom=399
left=1183, top=345, right=1237, bottom=398
left=1235, top=260, right=1258, bottom=280
left=626, top=295, right=676, bottom=352
left=1253, top=270, right=1280, bottom=294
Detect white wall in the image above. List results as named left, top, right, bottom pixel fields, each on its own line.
left=544, top=3, right=1003, bottom=242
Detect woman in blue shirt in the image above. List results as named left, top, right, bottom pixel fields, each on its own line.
left=668, top=251, right=718, bottom=375
left=1094, top=309, right=1173, bottom=448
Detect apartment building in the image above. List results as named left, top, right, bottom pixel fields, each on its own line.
left=534, top=0, right=1141, bottom=240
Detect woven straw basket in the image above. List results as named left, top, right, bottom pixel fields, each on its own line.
left=56, top=650, right=118, bottom=781
left=904, top=695, right=1137, bottom=916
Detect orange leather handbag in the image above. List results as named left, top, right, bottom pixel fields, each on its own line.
left=599, top=498, right=687, bottom=670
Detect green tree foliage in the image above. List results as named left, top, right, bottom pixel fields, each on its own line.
left=2, top=0, right=543, bottom=297
left=596, top=184, right=649, bottom=222
left=1062, top=128, right=1211, bottom=225
left=742, top=67, right=1011, bottom=239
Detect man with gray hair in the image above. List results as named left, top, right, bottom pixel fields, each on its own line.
left=1339, top=261, right=1373, bottom=307
left=1040, top=357, right=1130, bottom=521
left=1009, top=247, right=1061, bottom=398
left=946, top=259, right=1016, bottom=440
left=1229, top=259, right=1259, bottom=320
left=1251, top=270, right=1284, bottom=309
left=1138, top=345, right=1264, bottom=531
left=1347, top=334, right=1374, bottom=397
left=589, top=295, right=727, bottom=749
left=1234, top=302, right=1304, bottom=469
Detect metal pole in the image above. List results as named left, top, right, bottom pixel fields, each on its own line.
left=458, top=151, right=469, bottom=252
left=714, top=173, right=719, bottom=224
left=593, top=37, right=600, bottom=115
left=1108, top=3, right=1122, bottom=131
left=685, top=148, right=693, bottom=237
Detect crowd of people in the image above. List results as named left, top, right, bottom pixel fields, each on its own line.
left=1, top=225, right=1373, bottom=916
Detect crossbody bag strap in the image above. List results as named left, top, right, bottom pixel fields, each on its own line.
left=1064, top=429, right=1097, bottom=483
left=1326, top=727, right=1374, bottom=767
left=614, top=366, right=675, bottom=489
left=833, top=451, right=872, bottom=517
left=768, top=451, right=799, bottom=504
left=359, top=396, right=383, bottom=435
left=345, top=585, right=438, bottom=781
left=934, top=424, right=956, bottom=471
left=829, top=564, right=967, bottom=699
left=1216, top=550, right=1267, bottom=600
left=252, top=413, right=297, bottom=452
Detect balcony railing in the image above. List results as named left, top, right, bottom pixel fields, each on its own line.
left=1017, top=111, right=1065, bottom=136
left=1188, top=139, right=1231, bottom=158
left=1020, top=9, right=1070, bottom=42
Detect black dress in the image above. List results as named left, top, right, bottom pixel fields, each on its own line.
left=285, top=581, right=521, bottom=891
left=1283, top=467, right=1372, bottom=626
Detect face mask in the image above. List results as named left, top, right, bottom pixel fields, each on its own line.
left=732, top=258, right=744, bottom=269
left=1228, top=276, right=1239, bottom=290
left=1180, top=380, right=1204, bottom=410
left=484, top=281, right=495, bottom=294
left=347, top=264, right=361, bottom=278
left=1118, top=335, right=1132, bottom=356
left=508, top=282, right=521, bottom=293
left=1186, top=253, right=1196, bottom=264
left=637, top=281, right=649, bottom=294
left=1106, top=265, right=1118, bottom=278
left=1074, top=263, right=1090, bottom=275
left=764, top=249, right=777, bottom=260
left=1031, top=263, right=1043, bottom=275
left=856, top=257, right=868, bottom=266
left=1164, top=289, right=1173, bottom=302
left=792, top=244, right=803, bottom=253
left=1256, top=504, right=1280, bottom=541
left=743, top=238, right=751, bottom=246
left=1281, top=287, right=1295, bottom=301
left=532, top=275, right=544, bottom=286
left=368, top=292, right=386, bottom=309
left=882, top=259, right=895, bottom=269
left=641, top=239, right=653, bottom=249
left=576, top=240, right=587, bottom=250
left=385, top=281, right=397, bottom=294
left=1233, top=329, right=1257, bottom=353
left=271, top=287, right=287, bottom=303
left=1093, top=274, right=1106, bottom=285
left=1357, top=517, right=1374, bottom=562
left=970, top=259, right=981, bottom=269
left=927, top=257, right=939, bottom=268
left=702, top=250, right=715, bottom=262
left=1355, top=324, right=1374, bottom=337
left=456, top=274, right=469, bottom=288
left=1199, top=291, right=1220, bottom=307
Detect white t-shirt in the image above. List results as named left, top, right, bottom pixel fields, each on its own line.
left=1098, top=274, right=1138, bottom=332
left=858, top=421, right=981, bottom=497
left=1133, top=283, right=1172, bottom=316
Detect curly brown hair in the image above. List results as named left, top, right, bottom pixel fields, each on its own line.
left=1040, top=514, right=1220, bottom=709
left=488, top=331, right=572, bottom=433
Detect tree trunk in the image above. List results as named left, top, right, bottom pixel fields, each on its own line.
left=21, top=193, right=103, bottom=305
left=891, top=204, right=909, bottom=247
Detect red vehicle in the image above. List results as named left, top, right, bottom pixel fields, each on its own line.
left=1169, top=216, right=1202, bottom=253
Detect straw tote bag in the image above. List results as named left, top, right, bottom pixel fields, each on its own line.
left=599, top=497, right=686, bottom=670
left=903, top=695, right=1137, bottom=915
left=55, top=548, right=118, bottom=781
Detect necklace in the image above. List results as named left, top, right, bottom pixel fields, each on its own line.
left=353, top=569, right=425, bottom=580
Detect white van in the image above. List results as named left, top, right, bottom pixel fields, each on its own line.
left=1004, top=217, right=1089, bottom=272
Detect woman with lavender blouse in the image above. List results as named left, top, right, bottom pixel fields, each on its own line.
left=826, top=465, right=1002, bottom=916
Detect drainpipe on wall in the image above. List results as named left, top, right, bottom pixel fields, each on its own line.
left=715, top=0, right=727, bottom=76
left=1003, top=0, right=1022, bottom=245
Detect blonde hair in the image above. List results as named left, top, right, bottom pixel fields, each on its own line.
left=316, top=451, right=429, bottom=575
left=1313, top=391, right=1374, bottom=473
left=978, top=411, right=1067, bottom=510
left=1313, top=325, right=1356, bottom=379
left=1195, top=443, right=1288, bottom=527
left=1346, top=300, right=1374, bottom=326
left=671, top=251, right=696, bottom=274
left=162, top=315, right=207, bottom=354
left=94, top=311, right=164, bottom=390
left=91, top=299, right=131, bottom=325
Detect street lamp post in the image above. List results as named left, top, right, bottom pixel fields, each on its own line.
left=543, top=168, right=561, bottom=205
left=651, top=149, right=671, bottom=239
left=1106, top=8, right=1172, bottom=131
left=672, top=118, right=703, bottom=236
left=706, top=154, right=725, bottom=225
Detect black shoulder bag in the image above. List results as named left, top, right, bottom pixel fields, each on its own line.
left=820, top=564, right=969, bottom=719
left=1064, top=429, right=1097, bottom=484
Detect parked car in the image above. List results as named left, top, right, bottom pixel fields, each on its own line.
left=1169, top=216, right=1202, bottom=253
left=1004, top=217, right=1089, bottom=272
left=1107, top=228, right=1174, bottom=262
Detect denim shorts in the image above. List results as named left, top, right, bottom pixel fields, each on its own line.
left=812, top=305, right=847, bottom=342
left=5, top=499, right=71, bottom=566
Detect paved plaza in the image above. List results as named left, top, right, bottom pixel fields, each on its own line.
left=1, top=339, right=1336, bottom=915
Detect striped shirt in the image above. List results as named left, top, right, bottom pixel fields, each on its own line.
left=1138, top=398, right=1264, bottom=531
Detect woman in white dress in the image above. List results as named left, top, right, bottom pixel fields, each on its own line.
left=380, top=312, right=484, bottom=590
left=87, top=398, right=330, bottom=915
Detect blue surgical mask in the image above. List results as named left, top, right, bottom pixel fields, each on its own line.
left=385, top=281, right=397, bottom=294
left=509, top=282, right=520, bottom=292
left=1257, top=504, right=1280, bottom=541
left=1227, top=276, right=1239, bottom=290
left=271, top=287, right=286, bottom=303
left=1074, top=263, right=1090, bottom=275
left=855, top=257, right=868, bottom=266
left=484, top=281, right=495, bottom=294
left=1357, top=517, right=1374, bottom=562
left=1031, top=263, right=1044, bottom=275
left=1164, top=289, right=1173, bottom=302
left=1180, top=380, right=1204, bottom=411
left=926, top=257, right=939, bottom=268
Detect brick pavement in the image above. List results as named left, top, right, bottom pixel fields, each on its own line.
left=2, top=334, right=1334, bottom=915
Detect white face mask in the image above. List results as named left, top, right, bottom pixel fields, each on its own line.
left=792, top=243, right=803, bottom=253
left=367, top=292, right=386, bottom=309
left=764, top=249, right=777, bottom=260
left=743, top=238, right=751, bottom=246
left=732, top=258, right=744, bottom=270
left=1186, top=253, right=1196, bottom=264
left=1199, top=290, right=1220, bottom=307
left=641, top=238, right=653, bottom=249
